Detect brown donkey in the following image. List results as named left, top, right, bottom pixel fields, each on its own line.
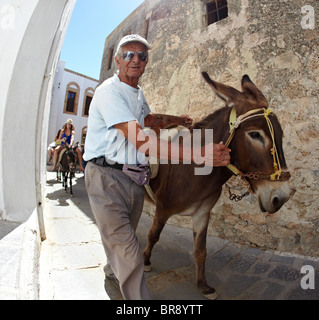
left=143, top=72, right=291, bottom=299
left=57, top=143, right=78, bottom=196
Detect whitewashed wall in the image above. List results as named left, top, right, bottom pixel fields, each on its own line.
left=0, top=0, right=75, bottom=226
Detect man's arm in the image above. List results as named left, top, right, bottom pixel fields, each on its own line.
left=113, top=120, right=231, bottom=167
left=144, top=114, right=192, bottom=134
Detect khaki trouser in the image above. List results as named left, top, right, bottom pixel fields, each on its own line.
left=85, top=161, right=151, bottom=300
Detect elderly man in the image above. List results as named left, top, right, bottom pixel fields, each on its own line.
left=84, top=34, right=230, bottom=300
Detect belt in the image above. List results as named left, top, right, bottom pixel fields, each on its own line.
left=90, top=157, right=124, bottom=170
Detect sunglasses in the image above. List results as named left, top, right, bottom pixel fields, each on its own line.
left=121, top=51, right=148, bottom=62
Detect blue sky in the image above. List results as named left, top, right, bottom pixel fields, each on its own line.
left=60, top=0, right=145, bottom=80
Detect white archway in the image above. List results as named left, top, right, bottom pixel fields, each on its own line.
left=0, top=0, right=76, bottom=299
left=0, top=0, right=76, bottom=238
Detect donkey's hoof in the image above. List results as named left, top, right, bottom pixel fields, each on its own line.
left=144, top=264, right=152, bottom=272
left=202, top=289, right=218, bottom=300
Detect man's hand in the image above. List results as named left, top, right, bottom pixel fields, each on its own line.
left=193, top=142, right=231, bottom=167
left=212, top=142, right=231, bottom=167
left=180, top=114, right=193, bottom=127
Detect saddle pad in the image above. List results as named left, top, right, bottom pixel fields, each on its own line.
left=147, top=125, right=187, bottom=179
left=144, top=125, right=187, bottom=202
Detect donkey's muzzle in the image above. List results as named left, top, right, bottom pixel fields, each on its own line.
left=257, top=181, right=290, bottom=214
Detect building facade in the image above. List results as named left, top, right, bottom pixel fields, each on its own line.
left=48, top=61, right=99, bottom=149
left=100, top=0, right=319, bottom=257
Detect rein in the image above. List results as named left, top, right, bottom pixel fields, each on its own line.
left=224, top=107, right=290, bottom=182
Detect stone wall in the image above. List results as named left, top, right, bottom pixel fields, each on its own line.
left=100, top=0, right=319, bottom=257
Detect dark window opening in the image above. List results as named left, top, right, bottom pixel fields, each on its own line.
left=206, top=0, right=228, bottom=26
left=82, top=133, right=86, bottom=145
left=107, top=48, right=114, bottom=71
left=66, top=91, right=76, bottom=113
left=142, top=19, right=150, bottom=40
left=84, top=96, right=92, bottom=116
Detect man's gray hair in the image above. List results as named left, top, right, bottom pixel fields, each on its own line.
left=115, top=46, right=123, bottom=60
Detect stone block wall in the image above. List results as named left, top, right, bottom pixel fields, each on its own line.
left=100, top=0, right=319, bottom=257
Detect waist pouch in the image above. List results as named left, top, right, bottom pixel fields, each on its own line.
left=122, top=164, right=151, bottom=186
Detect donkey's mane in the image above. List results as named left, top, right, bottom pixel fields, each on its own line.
left=193, top=106, right=230, bottom=132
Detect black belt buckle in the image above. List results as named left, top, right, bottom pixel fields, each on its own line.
left=91, top=157, right=123, bottom=170
left=95, top=157, right=106, bottom=166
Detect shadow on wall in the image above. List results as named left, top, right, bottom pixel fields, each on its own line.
left=0, top=221, right=21, bottom=241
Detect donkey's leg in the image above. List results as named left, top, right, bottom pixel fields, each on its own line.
left=64, top=172, right=68, bottom=192
left=61, top=172, right=65, bottom=188
left=70, top=173, right=73, bottom=196
left=192, top=207, right=218, bottom=300
left=143, top=210, right=169, bottom=272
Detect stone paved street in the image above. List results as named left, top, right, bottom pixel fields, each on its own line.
left=39, top=171, right=319, bottom=300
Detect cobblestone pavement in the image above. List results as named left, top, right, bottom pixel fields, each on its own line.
left=40, top=171, right=319, bottom=300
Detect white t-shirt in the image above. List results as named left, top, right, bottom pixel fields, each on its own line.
left=83, top=75, right=151, bottom=165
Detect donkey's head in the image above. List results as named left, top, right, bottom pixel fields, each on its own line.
left=62, top=143, right=78, bottom=173
left=202, top=72, right=291, bottom=214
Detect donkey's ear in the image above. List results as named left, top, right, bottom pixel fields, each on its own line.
left=242, top=75, right=253, bottom=85
left=241, top=75, right=268, bottom=105
left=241, top=75, right=257, bottom=95
left=202, top=72, right=241, bottom=105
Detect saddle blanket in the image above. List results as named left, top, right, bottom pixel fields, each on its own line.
left=145, top=125, right=187, bottom=202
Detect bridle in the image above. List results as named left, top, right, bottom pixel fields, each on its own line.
left=224, top=107, right=291, bottom=182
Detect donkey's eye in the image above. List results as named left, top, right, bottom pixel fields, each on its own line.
left=249, top=132, right=261, bottom=139
left=246, top=130, right=270, bottom=149
left=248, top=131, right=265, bottom=145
